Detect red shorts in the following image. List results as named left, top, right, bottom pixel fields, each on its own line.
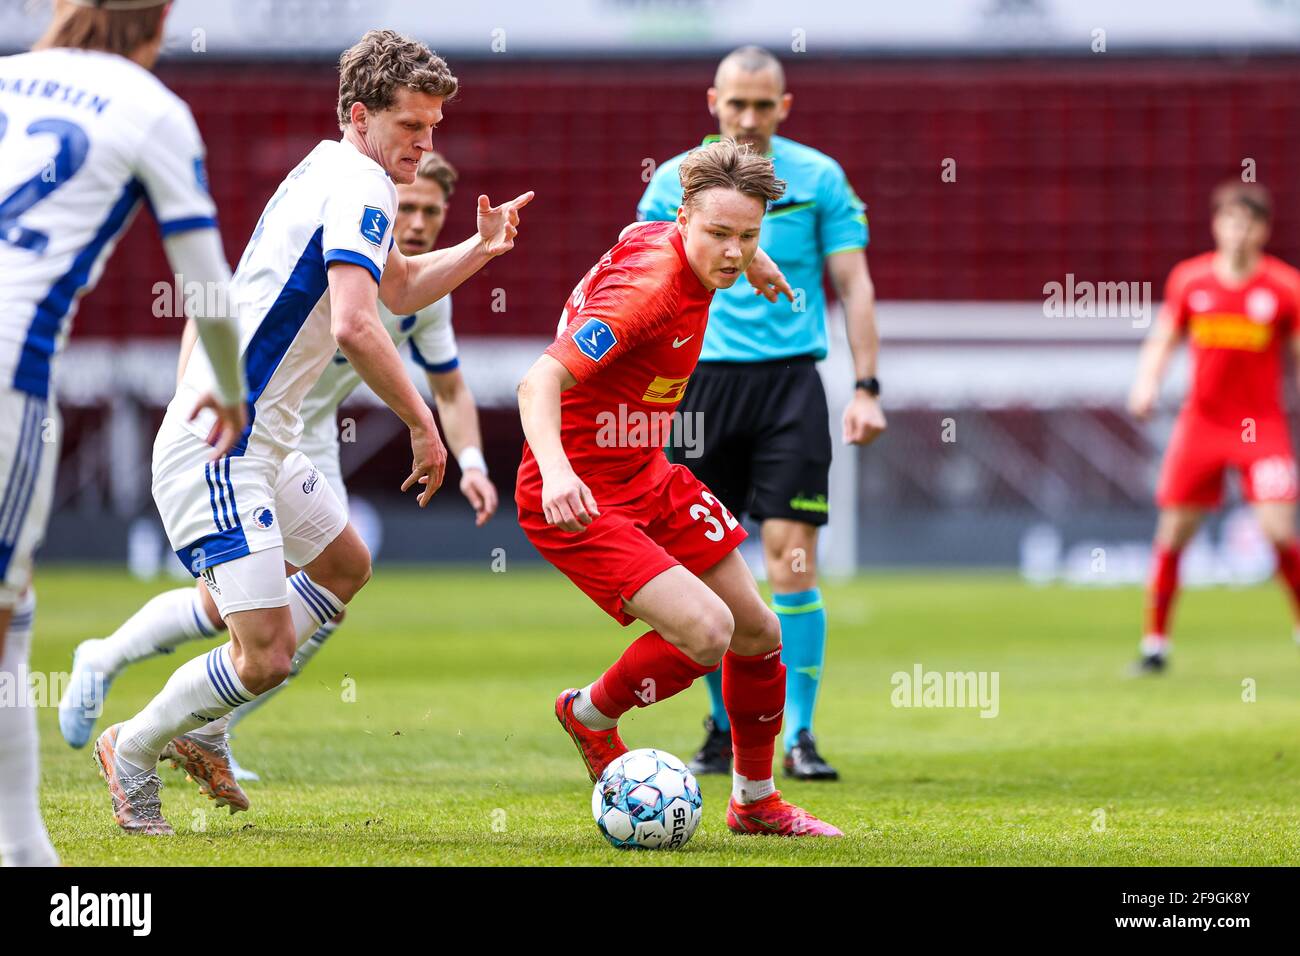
left=519, top=462, right=748, bottom=625
left=1156, top=412, right=1298, bottom=507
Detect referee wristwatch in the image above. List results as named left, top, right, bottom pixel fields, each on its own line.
left=855, top=377, right=881, bottom=397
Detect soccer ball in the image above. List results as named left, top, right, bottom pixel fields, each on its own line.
left=592, top=748, right=702, bottom=850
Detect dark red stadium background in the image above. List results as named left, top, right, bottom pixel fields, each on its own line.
left=80, top=55, right=1300, bottom=341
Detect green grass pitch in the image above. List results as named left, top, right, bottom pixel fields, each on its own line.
left=26, top=565, right=1300, bottom=865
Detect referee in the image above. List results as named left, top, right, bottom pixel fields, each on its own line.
left=638, top=46, right=884, bottom=781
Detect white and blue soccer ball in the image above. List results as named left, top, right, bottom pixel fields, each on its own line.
left=592, top=748, right=702, bottom=850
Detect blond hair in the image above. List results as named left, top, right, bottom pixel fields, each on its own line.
left=33, top=0, right=167, bottom=57
left=337, top=29, right=458, bottom=129
left=679, top=139, right=786, bottom=210
left=416, top=150, right=458, bottom=198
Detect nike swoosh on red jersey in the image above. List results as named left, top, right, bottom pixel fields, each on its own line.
left=672, top=335, right=694, bottom=348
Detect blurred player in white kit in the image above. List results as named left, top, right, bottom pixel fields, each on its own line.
left=0, top=0, right=246, bottom=865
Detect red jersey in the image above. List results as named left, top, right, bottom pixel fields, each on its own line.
left=516, top=221, right=714, bottom=509
left=1165, top=252, right=1300, bottom=425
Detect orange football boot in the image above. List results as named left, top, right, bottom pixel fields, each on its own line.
left=554, top=688, right=628, bottom=782
left=162, top=731, right=250, bottom=814
left=726, top=791, right=844, bottom=837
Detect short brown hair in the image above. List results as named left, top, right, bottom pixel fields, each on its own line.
left=337, top=29, right=458, bottom=129
left=715, top=45, right=786, bottom=93
left=1211, top=180, right=1272, bottom=222
left=33, top=0, right=167, bottom=57
left=416, top=151, right=458, bottom=198
left=679, top=139, right=786, bottom=211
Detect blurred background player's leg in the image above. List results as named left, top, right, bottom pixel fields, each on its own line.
left=0, top=591, right=59, bottom=866
left=1249, top=501, right=1300, bottom=644
left=0, top=392, right=62, bottom=866
left=762, top=518, right=836, bottom=779
left=59, top=581, right=221, bottom=748
left=1134, top=507, right=1204, bottom=675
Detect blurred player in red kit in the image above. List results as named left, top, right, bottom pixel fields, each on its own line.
left=1128, top=182, right=1300, bottom=673
left=516, top=139, right=841, bottom=835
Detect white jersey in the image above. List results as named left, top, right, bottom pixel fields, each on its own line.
left=0, top=48, right=217, bottom=400
left=177, top=138, right=397, bottom=459
left=298, top=295, right=457, bottom=459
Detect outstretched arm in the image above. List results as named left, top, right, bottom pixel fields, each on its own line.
left=380, top=191, right=534, bottom=315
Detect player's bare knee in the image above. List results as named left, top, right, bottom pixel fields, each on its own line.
left=239, top=646, right=293, bottom=694
left=258, top=652, right=293, bottom=693
left=1156, top=509, right=1201, bottom=550
left=754, top=604, right=781, bottom=647
left=355, top=550, right=373, bottom=590
left=694, top=605, right=735, bottom=666
left=310, top=540, right=371, bottom=603
left=730, top=604, right=780, bottom=656
left=1261, top=522, right=1293, bottom=548
left=342, top=549, right=372, bottom=601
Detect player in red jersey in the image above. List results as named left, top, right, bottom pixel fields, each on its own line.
left=516, top=140, right=841, bottom=836
left=1128, top=182, right=1300, bottom=673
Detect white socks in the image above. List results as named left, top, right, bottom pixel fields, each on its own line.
left=285, top=572, right=342, bottom=654
left=0, top=591, right=59, bottom=867
left=732, top=772, right=776, bottom=805
left=114, top=643, right=253, bottom=770
left=573, top=683, right=617, bottom=730
left=205, top=617, right=339, bottom=738
left=116, top=573, right=344, bottom=762
left=1140, top=633, right=1169, bottom=658
left=87, top=587, right=219, bottom=678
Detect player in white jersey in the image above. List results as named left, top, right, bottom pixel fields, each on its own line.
left=0, top=0, right=245, bottom=865
left=60, top=151, right=499, bottom=793
left=85, top=29, right=531, bottom=836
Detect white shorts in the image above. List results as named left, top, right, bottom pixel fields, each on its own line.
left=0, top=389, right=59, bottom=608
left=298, top=437, right=348, bottom=510
left=152, top=413, right=348, bottom=583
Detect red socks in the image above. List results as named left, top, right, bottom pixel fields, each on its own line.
left=722, top=646, right=786, bottom=780
left=1145, top=545, right=1182, bottom=640
left=589, top=631, right=714, bottom=719
left=586, top=634, right=788, bottom=783
left=1275, top=540, right=1300, bottom=621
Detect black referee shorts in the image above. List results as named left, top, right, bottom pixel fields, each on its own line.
left=670, top=356, right=832, bottom=527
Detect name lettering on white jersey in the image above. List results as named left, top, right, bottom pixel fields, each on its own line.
left=0, top=49, right=217, bottom=399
